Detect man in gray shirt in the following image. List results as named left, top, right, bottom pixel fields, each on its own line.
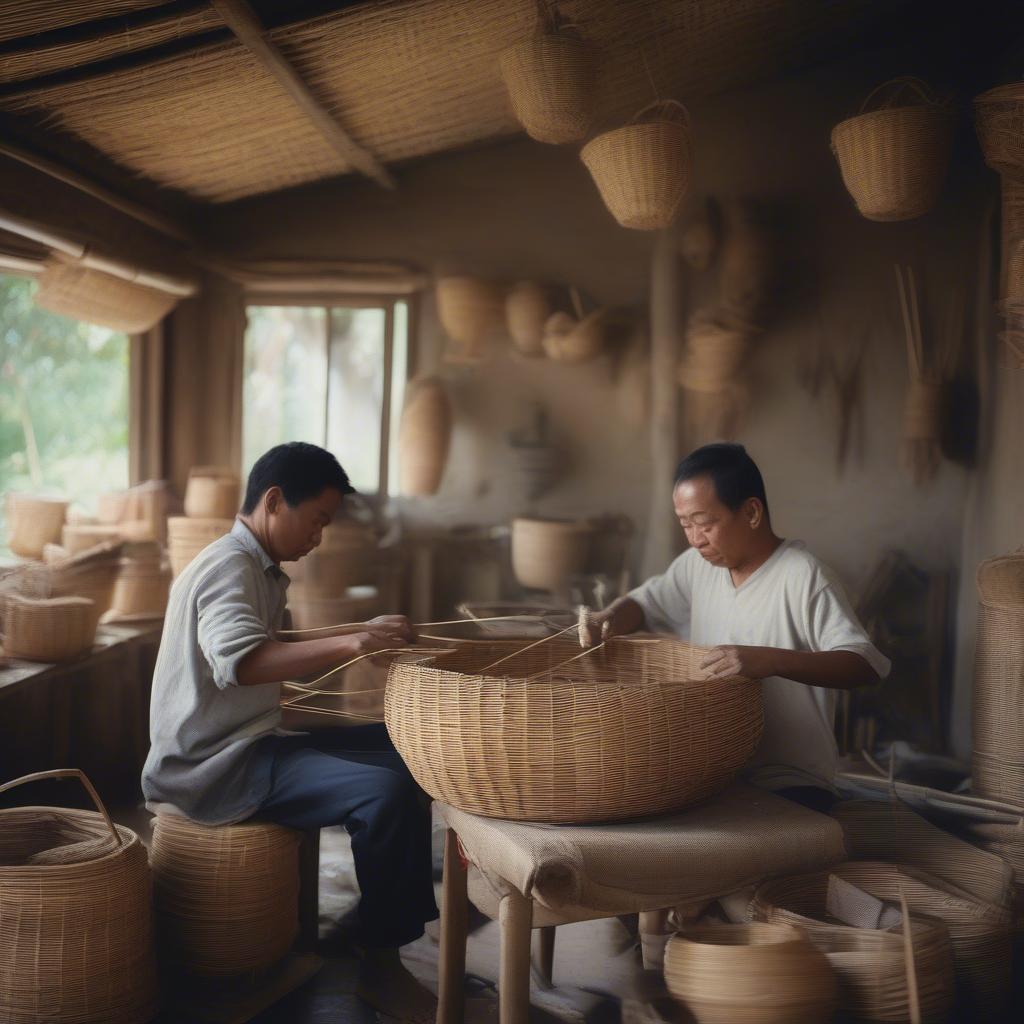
left=143, top=442, right=437, bottom=1019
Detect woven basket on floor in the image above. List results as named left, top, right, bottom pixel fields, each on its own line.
left=287, top=583, right=380, bottom=630
left=183, top=465, right=240, bottom=520
left=166, top=516, right=233, bottom=578
left=750, top=865, right=955, bottom=1022
left=4, top=493, right=67, bottom=558
left=150, top=815, right=300, bottom=977
left=398, top=377, right=452, bottom=496
left=831, top=77, right=953, bottom=221
left=506, top=280, right=554, bottom=357
left=511, top=516, right=593, bottom=592
left=436, top=276, right=504, bottom=357
left=499, top=32, right=596, bottom=144
left=664, top=922, right=837, bottom=1024
left=0, top=769, right=159, bottom=1024
left=283, top=518, right=376, bottom=594
left=973, top=553, right=1024, bottom=805
left=385, top=636, right=762, bottom=823
left=0, top=594, right=96, bottom=662
left=581, top=100, right=692, bottom=230
left=975, top=81, right=1024, bottom=178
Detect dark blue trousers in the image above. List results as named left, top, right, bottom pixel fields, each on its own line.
left=253, top=724, right=438, bottom=948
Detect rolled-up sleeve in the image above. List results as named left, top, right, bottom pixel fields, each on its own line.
left=196, top=561, right=270, bottom=689
left=628, top=552, right=692, bottom=636
left=808, top=577, right=891, bottom=680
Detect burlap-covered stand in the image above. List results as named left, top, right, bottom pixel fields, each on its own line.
left=434, top=783, right=845, bottom=1024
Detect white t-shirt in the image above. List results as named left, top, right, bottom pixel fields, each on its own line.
left=629, top=539, right=890, bottom=792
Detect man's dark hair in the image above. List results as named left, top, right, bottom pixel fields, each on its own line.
left=673, top=443, right=769, bottom=516
left=241, top=442, right=354, bottom=514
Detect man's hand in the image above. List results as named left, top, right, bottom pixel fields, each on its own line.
left=367, top=614, right=416, bottom=643
left=700, top=645, right=778, bottom=681
left=578, top=597, right=647, bottom=648
left=349, top=626, right=410, bottom=658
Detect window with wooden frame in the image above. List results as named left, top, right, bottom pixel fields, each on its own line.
left=241, top=296, right=411, bottom=500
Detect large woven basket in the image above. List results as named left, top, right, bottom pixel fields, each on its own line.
left=831, top=78, right=953, bottom=221
left=499, top=32, right=596, bottom=144
left=398, top=377, right=452, bottom=497
left=167, top=516, right=233, bottom=578
left=581, top=100, right=692, bottom=230
left=511, top=516, right=593, bottom=592
left=750, top=864, right=956, bottom=1023
left=283, top=518, right=376, bottom=594
left=0, top=769, right=159, bottom=1024
left=974, top=81, right=1024, bottom=178
left=150, top=814, right=300, bottom=977
left=0, top=594, right=96, bottom=662
left=183, top=465, right=240, bottom=520
left=4, top=493, right=67, bottom=558
left=664, top=922, right=837, bottom=1024
left=973, top=553, right=1024, bottom=805
left=385, top=636, right=763, bottom=823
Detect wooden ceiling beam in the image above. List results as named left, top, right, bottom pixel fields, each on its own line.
left=210, top=0, right=396, bottom=190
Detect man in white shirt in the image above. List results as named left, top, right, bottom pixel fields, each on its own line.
left=585, top=443, right=890, bottom=810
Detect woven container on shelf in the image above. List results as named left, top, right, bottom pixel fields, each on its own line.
left=150, top=814, right=300, bottom=977
left=61, top=522, right=124, bottom=555
left=110, top=553, right=171, bottom=621
left=499, top=32, right=596, bottom=144
left=436, top=276, right=504, bottom=356
left=4, top=493, right=67, bottom=558
left=166, top=516, right=233, bottom=578
left=0, top=594, right=96, bottom=662
left=511, top=516, right=593, bottom=592
left=385, top=636, right=762, bottom=823
left=506, top=280, right=554, bottom=357
left=581, top=100, right=692, bottom=230
left=46, top=546, right=122, bottom=631
left=973, top=553, right=1024, bottom=805
left=974, top=81, right=1024, bottom=178
left=183, top=465, right=240, bottom=520
left=287, top=584, right=380, bottom=630
left=0, top=769, right=159, bottom=1024
left=283, top=518, right=376, bottom=594
left=750, top=865, right=956, bottom=1023
left=398, top=377, right=452, bottom=496
left=664, top=922, right=837, bottom=1024
left=831, top=77, right=953, bottom=222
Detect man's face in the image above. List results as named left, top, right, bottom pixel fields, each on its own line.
left=266, top=486, right=344, bottom=563
left=672, top=475, right=758, bottom=570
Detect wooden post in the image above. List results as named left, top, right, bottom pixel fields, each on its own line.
left=532, top=926, right=556, bottom=989
left=644, top=229, right=684, bottom=579
left=498, top=890, right=533, bottom=1024
left=438, top=829, right=469, bottom=1024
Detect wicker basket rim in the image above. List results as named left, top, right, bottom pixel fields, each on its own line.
left=582, top=118, right=691, bottom=155
left=830, top=103, right=954, bottom=142
left=5, top=492, right=69, bottom=506
left=0, top=806, right=142, bottom=873
left=499, top=31, right=596, bottom=62
left=670, top=922, right=807, bottom=948
left=975, top=82, right=1024, bottom=106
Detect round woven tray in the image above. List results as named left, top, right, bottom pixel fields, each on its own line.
left=385, top=636, right=762, bottom=823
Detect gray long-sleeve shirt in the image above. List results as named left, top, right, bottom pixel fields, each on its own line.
left=142, top=519, right=290, bottom=824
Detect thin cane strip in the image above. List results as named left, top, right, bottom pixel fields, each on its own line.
left=277, top=613, right=559, bottom=637
left=474, top=622, right=580, bottom=674
left=524, top=639, right=607, bottom=681
left=282, top=682, right=385, bottom=697
left=305, top=646, right=452, bottom=688
left=280, top=698, right=383, bottom=722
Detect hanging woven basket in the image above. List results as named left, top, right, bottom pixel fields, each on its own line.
left=831, top=77, right=954, bottom=221
left=510, top=516, right=593, bottom=591
left=385, top=636, right=762, bottom=823
left=183, top=465, right=240, bottom=520
left=974, top=81, right=1024, bottom=178
left=150, top=815, right=300, bottom=977
left=581, top=100, right=693, bottom=230
left=664, top=923, right=837, bottom=1024
left=436, top=276, right=505, bottom=358
left=499, top=32, right=597, bottom=144
left=0, top=594, right=97, bottom=661
left=398, top=377, right=452, bottom=497
left=0, top=769, right=159, bottom=1024
left=4, top=493, right=68, bottom=558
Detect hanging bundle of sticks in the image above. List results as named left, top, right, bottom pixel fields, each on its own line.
left=894, top=264, right=962, bottom=487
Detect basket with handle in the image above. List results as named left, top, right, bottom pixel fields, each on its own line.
left=581, top=100, right=693, bottom=230
left=385, top=635, right=762, bottom=823
left=831, top=77, right=954, bottom=221
left=499, top=27, right=597, bottom=144
left=0, top=768, right=159, bottom=1023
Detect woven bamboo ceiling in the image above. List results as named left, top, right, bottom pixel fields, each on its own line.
left=0, top=0, right=905, bottom=207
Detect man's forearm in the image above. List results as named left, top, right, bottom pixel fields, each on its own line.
left=595, top=596, right=647, bottom=637
left=236, top=635, right=365, bottom=686
left=767, top=648, right=879, bottom=690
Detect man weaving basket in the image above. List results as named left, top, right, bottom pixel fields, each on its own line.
left=143, top=442, right=438, bottom=1020
left=583, top=442, right=890, bottom=812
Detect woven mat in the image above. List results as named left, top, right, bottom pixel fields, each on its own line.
left=440, top=782, right=845, bottom=918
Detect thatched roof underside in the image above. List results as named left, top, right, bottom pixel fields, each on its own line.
left=0, top=0, right=901, bottom=205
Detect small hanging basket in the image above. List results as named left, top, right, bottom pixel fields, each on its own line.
left=974, top=81, right=1024, bottom=178
left=581, top=100, right=693, bottom=230
left=398, top=377, right=452, bottom=496
left=499, top=32, right=597, bottom=144
left=436, top=276, right=505, bottom=358
left=831, top=77, right=954, bottom=221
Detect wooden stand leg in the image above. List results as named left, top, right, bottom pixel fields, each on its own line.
left=532, top=927, right=555, bottom=989
left=638, top=908, right=671, bottom=971
left=438, top=829, right=469, bottom=1024
left=499, top=891, right=533, bottom=1024
left=297, top=829, right=321, bottom=952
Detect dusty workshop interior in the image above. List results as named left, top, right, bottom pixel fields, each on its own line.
left=2, top=1, right=1024, bottom=1022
